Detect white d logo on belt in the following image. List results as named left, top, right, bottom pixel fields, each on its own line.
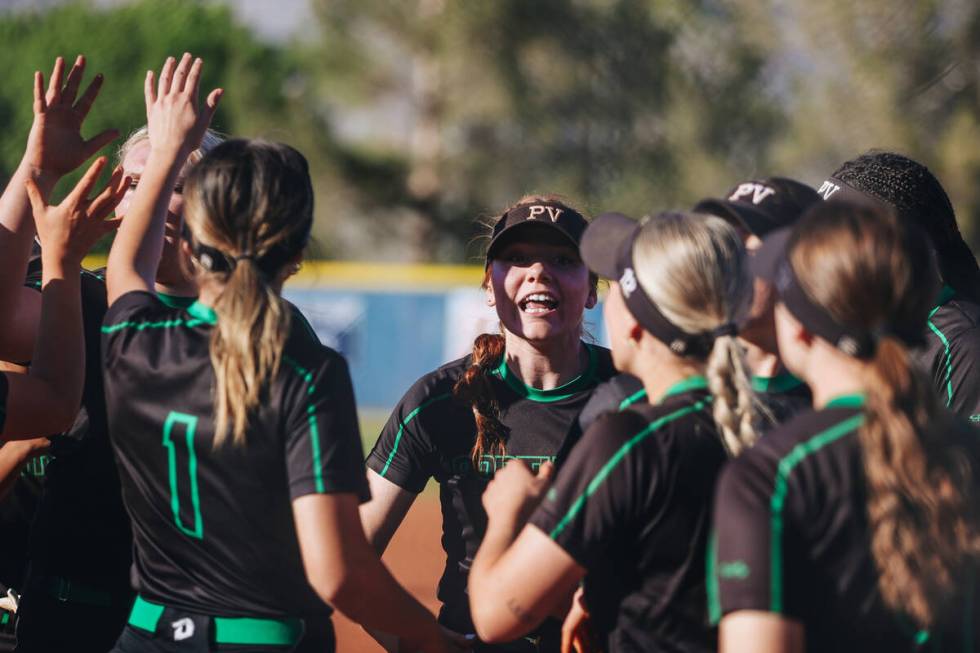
left=172, top=617, right=195, bottom=641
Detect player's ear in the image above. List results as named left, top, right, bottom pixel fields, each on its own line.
left=179, top=238, right=195, bottom=262
left=485, top=282, right=496, bottom=307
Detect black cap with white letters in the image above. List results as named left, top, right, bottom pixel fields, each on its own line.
left=694, top=177, right=820, bottom=237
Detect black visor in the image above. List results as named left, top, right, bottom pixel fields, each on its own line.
left=486, top=202, right=588, bottom=263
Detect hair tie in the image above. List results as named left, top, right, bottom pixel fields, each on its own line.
left=710, top=322, right=738, bottom=339
left=233, top=252, right=256, bottom=263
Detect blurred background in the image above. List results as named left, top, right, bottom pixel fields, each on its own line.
left=3, top=1, right=978, bottom=649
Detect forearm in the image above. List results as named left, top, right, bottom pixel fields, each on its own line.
left=30, top=254, right=84, bottom=424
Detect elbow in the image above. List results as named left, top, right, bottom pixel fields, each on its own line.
left=308, top=567, right=362, bottom=610
left=468, top=579, right=526, bottom=644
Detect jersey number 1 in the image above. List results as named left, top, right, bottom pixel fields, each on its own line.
left=162, top=411, right=204, bottom=540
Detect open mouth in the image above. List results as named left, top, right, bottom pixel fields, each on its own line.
left=519, top=292, right=559, bottom=315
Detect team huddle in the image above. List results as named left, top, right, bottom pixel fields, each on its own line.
left=0, top=52, right=978, bottom=653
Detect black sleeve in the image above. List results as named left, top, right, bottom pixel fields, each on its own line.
left=556, top=374, right=646, bottom=467
left=707, top=452, right=785, bottom=624
left=286, top=301, right=321, bottom=345
left=365, top=377, right=447, bottom=494
left=529, top=411, right=648, bottom=569
left=283, top=352, right=369, bottom=502
left=0, top=372, right=8, bottom=434
left=947, top=325, right=980, bottom=423
left=101, top=290, right=165, bottom=369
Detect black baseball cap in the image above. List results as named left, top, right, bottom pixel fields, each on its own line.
left=485, top=201, right=588, bottom=263
left=581, top=211, right=735, bottom=357
left=694, top=177, right=820, bottom=237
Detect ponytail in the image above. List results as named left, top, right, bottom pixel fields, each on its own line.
left=209, top=261, right=290, bottom=446
left=860, top=338, right=980, bottom=628
left=706, top=334, right=758, bottom=456
left=453, top=333, right=507, bottom=468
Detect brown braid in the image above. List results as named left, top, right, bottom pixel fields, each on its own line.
left=453, top=332, right=508, bottom=468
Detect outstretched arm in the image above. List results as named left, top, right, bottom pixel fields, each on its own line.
left=0, top=55, right=117, bottom=361
left=2, top=157, right=127, bottom=440
left=106, top=53, right=221, bottom=305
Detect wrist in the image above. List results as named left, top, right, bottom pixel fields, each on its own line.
left=39, top=253, right=82, bottom=282
left=17, top=158, right=59, bottom=196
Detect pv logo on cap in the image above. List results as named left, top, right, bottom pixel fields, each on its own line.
left=620, top=268, right=638, bottom=297
left=526, top=205, right=564, bottom=222
left=729, top=183, right=775, bottom=205
left=172, top=618, right=195, bottom=641
left=817, top=180, right=841, bottom=200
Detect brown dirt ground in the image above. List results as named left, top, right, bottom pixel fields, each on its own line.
left=334, top=494, right=444, bottom=652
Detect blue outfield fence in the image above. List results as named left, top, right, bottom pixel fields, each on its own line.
left=281, top=263, right=608, bottom=410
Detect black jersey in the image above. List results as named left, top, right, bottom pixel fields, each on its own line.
left=560, top=371, right=811, bottom=465
left=0, top=448, right=46, bottom=591
left=914, top=286, right=980, bottom=423
left=530, top=376, right=726, bottom=653
left=708, top=394, right=980, bottom=651
left=101, top=291, right=368, bottom=619
left=23, top=266, right=134, bottom=591
left=366, top=344, right=615, bottom=632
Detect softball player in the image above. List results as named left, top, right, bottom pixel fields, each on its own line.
left=822, top=152, right=980, bottom=422
left=710, top=201, right=980, bottom=652
left=467, top=211, right=758, bottom=652
left=102, top=54, right=448, bottom=653
left=562, top=177, right=819, bottom=457
left=361, top=196, right=615, bottom=652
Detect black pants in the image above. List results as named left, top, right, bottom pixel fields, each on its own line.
left=109, top=608, right=335, bottom=653
left=14, top=588, right=130, bottom=653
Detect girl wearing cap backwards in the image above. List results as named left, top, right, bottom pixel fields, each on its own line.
left=101, top=54, right=450, bottom=653
left=710, top=200, right=980, bottom=653
left=467, top=211, right=759, bottom=652
left=826, top=152, right=980, bottom=423
left=362, top=195, right=615, bottom=652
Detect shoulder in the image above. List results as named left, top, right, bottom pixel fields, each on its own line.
left=101, top=290, right=176, bottom=332
left=394, top=355, right=471, bottom=409
left=930, top=296, right=980, bottom=340
left=586, top=344, right=617, bottom=382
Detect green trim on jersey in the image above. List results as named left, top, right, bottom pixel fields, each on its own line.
left=549, top=397, right=712, bottom=540
left=657, top=375, right=708, bottom=404
left=618, top=387, right=648, bottom=410
left=283, top=356, right=326, bottom=493
left=495, top=344, right=600, bottom=403
left=751, top=372, right=804, bottom=394
left=927, top=285, right=957, bottom=408
left=824, top=393, right=866, bottom=410
left=378, top=393, right=453, bottom=479
left=156, top=292, right=197, bottom=310
left=706, top=531, right=721, bottom=624
left=769, top=409, right=865, bottom=612
left=187, top=301, right=217, bottom=325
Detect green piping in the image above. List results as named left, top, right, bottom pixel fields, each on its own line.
left=186, top=300, right=217, bottom=325
left=549, top=399, right=711, bottom=539
left=824, top=393, right=866, bottom=410
left=769, top=413, right=865, bottom=612
left=283, top=356, right=325, bottom=493
left=495, top=344, right=599, bottom=403
left=657, top=375, right=708, bottom=404
left=379, top=393, right=452, bottom=478
left=751, top=372, right=804, bottom=394
left=706, top=531, right=721, bottom=624
left=617, top=388, right=648, bottom=410
left=927, top=285, right=956, bottom=408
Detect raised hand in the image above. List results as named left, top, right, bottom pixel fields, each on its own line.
left=25, top=55, right=119, bottom=181
left=144, top=53, right=222, bottom=159
left=25, top=156, right=128, bottom=266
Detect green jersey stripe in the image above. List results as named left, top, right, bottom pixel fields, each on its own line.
left=379, top=393, right=452, bottom=479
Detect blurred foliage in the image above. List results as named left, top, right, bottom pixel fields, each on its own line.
left=0, top=0, right=978, bottom=259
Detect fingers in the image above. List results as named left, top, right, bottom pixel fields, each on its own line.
left=144, top=70, right=156, bottom=109
left=33, top=71, right=47, bottom=114
left=61, top=54, right=85, bottom=105
left=88, top=167, right=130, bottom=222
left=82, top=128, right=121, bottom=159
left=74, top=72, right=104, bottom=120
left=157, top=56, right=176, bottom=99
left=46, top=56, right=64, bottom=105
left=172, top=52, right=194, bottom=94
left=67, top=156, right=108, bottom=206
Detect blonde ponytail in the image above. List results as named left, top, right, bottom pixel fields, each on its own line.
left=706, top=334, right=757, bottom=456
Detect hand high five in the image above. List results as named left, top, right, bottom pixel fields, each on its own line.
left=27, top=55, right=119, bottom=180
left=144, top=53, right=222, bottom=159
left=26, top=156, right=128, bottom=266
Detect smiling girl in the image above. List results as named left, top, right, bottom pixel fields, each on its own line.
left=362, top=196, right=616, bottom=652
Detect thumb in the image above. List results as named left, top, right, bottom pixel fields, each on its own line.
left=24, top=177, right=45, bottom=216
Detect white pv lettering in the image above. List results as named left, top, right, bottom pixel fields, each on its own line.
left=172, top=618, right=195, bottom=641
left=620, top=268, right=638, bottom=297
left=729, top=183, right=775, bottom=205
left=817, top=181, right=840, bottom=200
left=527, top=205, right=563, bottom=222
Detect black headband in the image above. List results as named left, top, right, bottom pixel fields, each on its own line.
left=181, top=221, right=309, bottom=278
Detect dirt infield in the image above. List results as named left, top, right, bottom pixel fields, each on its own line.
left=335, top=494, right=444, bottom=652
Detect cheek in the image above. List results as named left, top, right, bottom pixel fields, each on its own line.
left=169, top=194, right=185, bottom=218
left=773, top=305, right=803, bottom=367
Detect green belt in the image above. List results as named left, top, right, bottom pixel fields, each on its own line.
left=128, top=595, right=303, bottom=646
left=41, top=576, right=120, bottom=607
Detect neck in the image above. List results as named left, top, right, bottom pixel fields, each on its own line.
left=501, top=330, right=586, bottom=390
left=154, top=279, right=197, bottom=297
left=740, top=337, right=783, bottom=378
left=155, top=248, right=196, bottom=296
left=631, top=339, right=704, bottom=403
left=801, top=350, right=867, bottom=409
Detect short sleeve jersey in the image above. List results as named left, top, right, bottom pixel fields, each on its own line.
left=709, top=394, right=980, bottom=651
left=914, top=286, right=980, bottom=423
left=530, top=376, right=726, bottom=653
left=559, top=371, right=811, bottom=465
left=23, top=267, right=133, bottom=590
left=366, top=344, right=615, bottom=632
left=102, top=291, right=368, bottom=618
